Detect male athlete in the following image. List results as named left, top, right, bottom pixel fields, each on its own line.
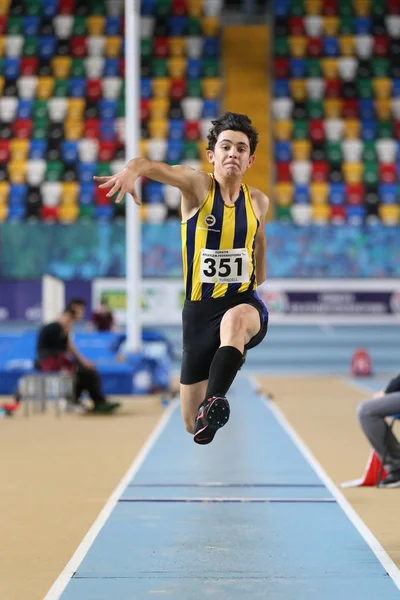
left=94, top=112, right=269, bottom=444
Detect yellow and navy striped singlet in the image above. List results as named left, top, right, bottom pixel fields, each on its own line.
left=182, top=174, right=259, bottom=301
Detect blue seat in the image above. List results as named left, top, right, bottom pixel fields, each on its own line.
left=168, top=119, right=185, bottom=140
left=42, top=0, right=58, bottom=18
left=140, top=77, right=152, bottom=99
left=392, top=79, right=400, bottom=97
left=274, top=0, right=289, bottom=17
left=68, top=77, right=86, bottom=97
left=379, top=183, right=397, bottom=204
left=7, top=205, right=25, bottom=221
left=361, top=119, right=378, bottom=141
left=9, top=184, right=27, bottom=204
left=293, top=184, right=309, bottom=204
left=275, top=141, right=291, bottom=162
left=359, top=99, right=375, bottom=120
left=38, top=36, right=57, bottom=60
left=141, top=0, right=157, bottom=16
left=61, top=141, right=79, bottom=164
left=4, top=58, right=20, bottom=80
left=99, top=119, right=116, bottom=142
left=145, top=181, right=164, bottom=203
left=346, top=205, right=365, bottom=221
left=274, top=79, right=290, bottom=98
left=23, top=16, right=40, bottom=36
left=104, top=58, right=119, bottom=77
left=323, top=37, right=339, bottom=57
left=354, top=17, right=371, bottom=34
left=99, top=100, right=117, bottom=119
left=29, top=140, right=47, bottom=159
left=79, top=163, right=97, bottom=183
left=203, top=99, right=219, bottom=118
left=79, top=183, right=94, bottom=205
left=289, top=58, right=306, bottom=78
left=329, top=183, right=346, bottom=205
left=105, top=17, right=121, bottom=36
left=203, top=37, right=220, bottom=58
left=17, top=99, right=33, bottom=119
left=187, top=58, right=202, bottom=79
left=95, top=206, right=113, bottom=220
left=168, top=16, right=187, bottom=36
left=166, top=140, right=183, bottom=163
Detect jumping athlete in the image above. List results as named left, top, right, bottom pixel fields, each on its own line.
left=94, top=112, right=269, bottom=444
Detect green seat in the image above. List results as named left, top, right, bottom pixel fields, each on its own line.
left=141, top=38, right=153, bottom=59
left=372, top=59, right=389, bottom=78
left=363, top=141, right=377, bottom=162
left=45, top=161, right=64, bottom=181
left=372, top=0, right=385, bottom=17
left=338, top=0, right=353, bottom=16
left=25, top=0, right=41, bottom=16
left=7, top=17, right=22, bottom=34
left=91, top=0, right=106, bottom=14
left=187, top=79, right=202, bottom=97
left=156, top=0, right=172, bottom=17
left=32, top=118, right=49, bottom=140
left=202, top=58, right=219, bottom=78
left=363, top=160, right=379, bottom=185
left=276, top=206, right=292, bottom=221
left=274, top=36, right=289, bottom=57
left=79, top=206, right=94, bottom=219
left=290, top=0, right=304, bottom=16
left=183, top=141, right=199, bottom=160
left=307, top=58, right=321, bottom=77
left=151, top=58, right=168, bottom=77
left=71, top=59, right=85, bottom=77
left=378, top=121, right=394, bottom=138
left=292, top=119, right=308, bottom=140
left=72, top=16, right=87, bottom=36
left=33, top=101, right=48, bottom=119
left=307, top=100, right=323, bottom=119
left=53, top=79, right=69, bottom=97
left=357, top=79, right=373, bottom=98
left=339, top=16, right=353, bottom=34
left=325, top=141, right=342, bottom=164
left=117, top=98, right=125, bottom=118
left=187, top=18, right=202, bottom=36
left=96, top=162, right=112, bottom=177
left=23, top=37, right=38, bottom=57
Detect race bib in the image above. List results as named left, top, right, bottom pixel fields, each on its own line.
left=200, top=248, right=249, bottom=284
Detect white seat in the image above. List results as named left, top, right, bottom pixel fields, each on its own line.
left=304, top=16, right=322, bottom=37
left=272, top=98, right=293, bottom=120
left=342, top=140, right=363, bottom=162
left=106, top=0, right=124, bottom=16
left=53, top=15, right=74, bottom=39
left=140, top=16, right=155, bottom=39
left=181, top=159, right=201, bottom=169
left=355, top=35, right=373, bottom=59
left=164, top=185, right=181, bottom=209
left=186, top=36, right=203, bottom=58
left=0, top=97, right=18, bottom=122
left=182, top=98, right=203, bottom=120
left=147, top=139, right=167, bottom=161
left=41, top=182, right=61, bottom=206
left=324, top=119, right=344, bottom=141
left=5, top=35, right=24, bottom=57
left=338, top=57, right=357, bottom=81
left=306, top=78, right=325, bottom=99
left=48, top=98, right=67, bottom=122
left=291, top=204, right=312, bottom=225
left=115, top=117, right=125, bottom=143
left=392, top=98, right=400, bottom=119
left=78, top=139, right=99, bottom=162
left=200, top=118, right=212, bottom=139
left=87, top=36, right=106, bottom=57
left=110, top=160, right=126, bottom=175
left=376, top=140, right=397, bottom=164
left=145, top=203, right=168, bottom=224
left=291, top=161, right=312, bottom=184
left=102, top=77, right=122, bottom=99
left=204, top=0, right=223, bottom=17
left=386, top=15, right=400, bottom=38
left=85, top=57, right=105, bottom=78
left=27, top=160, right=46, bottom=186
left=17, top=76, right=37, bottom=99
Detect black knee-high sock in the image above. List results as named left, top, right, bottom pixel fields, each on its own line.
left=205, top=346, right=244, bottom=399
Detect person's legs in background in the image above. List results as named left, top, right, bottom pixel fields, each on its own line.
left=75, top=365, right=120, bottom=413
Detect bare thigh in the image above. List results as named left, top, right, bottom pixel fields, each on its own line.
left=180, top=380, right=208, bottom=434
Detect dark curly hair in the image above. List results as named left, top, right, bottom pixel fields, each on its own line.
left=207, top=112, right=259, bottom=156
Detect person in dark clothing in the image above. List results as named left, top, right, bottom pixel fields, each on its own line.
left=36, top=306, right=120, bottom=414
left=91, top=298, right=115, bottom=332
left=357, top=372, right=400, bottom=488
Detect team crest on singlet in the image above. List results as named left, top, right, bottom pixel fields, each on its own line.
left=204, top=214, right=216, bottom=227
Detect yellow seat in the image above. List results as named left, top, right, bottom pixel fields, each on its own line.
left=169, top=37, right=185, bottom=57
left=292, top=140, right=311, bottom=160
left=105, top=36, right=122, bottom=58
left=152, top=77, right=171, bottom=99
left=343, top=119, right=361, bottom=139
left=148, top=118, right=168, bottom=139
left=67, top=98, right=86, bottom=119
left=323, top=17, right=339, bottom=36
left=0, top=76, right=4, bottom=96
left=51, top=57, right=71, bottom=79
left=372, top=78, right=392, bottom=99
left=200, top=158, right=213, bottom=172
left=324, top=98, right=342, bottom=118
left=274, top=120, right=293, bottom=141
left=321, top=58, right=338, bottom=79
left=354, top=0, right=371, bottom=17
left=8, top=159, right=27, bottom=184
left=187, top=0, right=203, bottom=16
left=0, top=181, right=9, bottom=202
left=139, top=139, right=148, bottom=157
left=0, top=203, right=7, bottom=222
left=310, top=182, right=328, bottom=204
left=87, top=16, right=105, bottom=36
left=168, top=57, right=186, bottom=79
left=202, top=17, right=219, bottom=37
left=58, top=202, right=79, bottom=223
left=201, top=77, right=221, bottom=100
left=61, top=182, right=79, bottom=203
left=289, top=36, right=307, bottom=58
left=0, top=36, right=5, bottom=58
left=64, top=119, right=84, bottom=140
left=275, top=183, right=293, bottom=207
left=149, top=97, right=170, bottom=120
left=343, top=162, right=363, bottom=183
left=305, top=0, right=323, bottom=15
left=36, top=77, right=54, bottom=100
left=198, top=140, right=208, bottom=157
left=312, top=204, right=331, bottom=222
left=339, top=35, right=355, bottom=57
left=375, top=99, right=392, bottom=121
left=379, top=204, right=400, bottom=224
left=290, top=79, right=306, bottom=102
left=10, top=139, right=29, bottom=160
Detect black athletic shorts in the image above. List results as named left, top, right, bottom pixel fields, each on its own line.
left=180, top=289, right=269, bottom=385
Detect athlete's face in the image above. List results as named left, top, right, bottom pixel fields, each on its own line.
left=207, top=130, right=255, bottom=178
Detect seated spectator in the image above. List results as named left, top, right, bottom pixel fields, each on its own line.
left=36, top=303, right=120, bottom=414
left=91, top=298, right=115, bottom=332
left=357, top=372, right=400, bottom=488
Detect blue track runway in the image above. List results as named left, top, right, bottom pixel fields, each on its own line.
left=46, top=376, right=400, bottom=600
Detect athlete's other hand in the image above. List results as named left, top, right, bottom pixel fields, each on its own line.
left=93, top=163, right=141, bottom=205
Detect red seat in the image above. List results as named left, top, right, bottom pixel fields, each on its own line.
left=172, top=0, right=187, bottom=15
left=98, top=141, right=117, bottom=162
left=141, top=99, right=150, bottom=122
left=95, top=185, right=111, bottom=205
left=171, top=79, right=186, bottom=101
left=308, top=37, right=323, bottom=58
left=119, top=58, right=125, bottom=77
left=274, top=58, right=290, bottom=79
left=0, top=141, right=10, bottom=164
left=311, top=161, right=329, bottom=182
left=20, top=57, right=39, bottom=76
left=379, top=164, right=397, bottom=183
left=388, top=0, right=400, bottom=14
left=288, top=17, right=305, bottom=36
left=325, top=79, right=342, bottom=98
left=309, top=120, right=325, bottom=143
left=153, top=37, right=169, bottom=58
left=346, top=183, right=364, bottom=204
left=185, top=120, right=201, bottom=141
left=374, top=36, right=389, bottom=57
left=394, top=120, right=400, bottom=140
left=84, top=118, right=100, bottom=139
left=331, top=205, right=345, bottom=221
left=342, top=99, right=358, bottom=119
left=276, top=162, right=291, bottom=182
left=70, top=37, right=87, bottom=58
left=59, top=0, right=76, bottom=13
left=40, top=206, right=59, bottom=221
left=13, top=119, right=32, bottom=139
left=0, top=16, right=7, bottom=35
left=322, top=0, right=338, bottom=15
left=86, top=79, right=102, bottom=102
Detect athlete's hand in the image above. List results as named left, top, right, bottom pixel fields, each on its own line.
left=93, top=164, right=141, bottom=205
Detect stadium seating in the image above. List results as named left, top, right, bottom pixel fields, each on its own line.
left=273, top=0, right=400, bottom=225
left=0, top=0, right=222, bottom=223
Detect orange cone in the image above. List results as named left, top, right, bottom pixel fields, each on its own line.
left=341, top=451, right=387, bottom=488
